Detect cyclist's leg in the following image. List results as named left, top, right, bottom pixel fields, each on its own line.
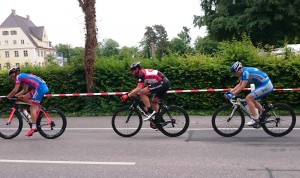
left=26, top=85, right=48, bottom=136
left=151, top=79, right=170, bottom=112
left=139, top=87, right=151, bottom=109
left=246, top=82, right=274, bottom=125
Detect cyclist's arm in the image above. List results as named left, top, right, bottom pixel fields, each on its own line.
left=7, top=83, right=21, bottom=98
left=231, top=80, right=247, bottom=95
left=128, top=83, right=144, bottom=97
left=15, top=84, right=29, bottom=97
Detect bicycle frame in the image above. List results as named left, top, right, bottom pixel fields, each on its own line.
left=229, top=97, right=278, bottom=124
left=6, top=99, right=54, bottom=127
left=228, top=98, right=252, bottom=120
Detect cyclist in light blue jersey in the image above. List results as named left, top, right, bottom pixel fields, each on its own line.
left=225, top=61, right=274, bottom=126
left=6, top=66, right=49, bottom=137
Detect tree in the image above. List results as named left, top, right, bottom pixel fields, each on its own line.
left=117, top=46, right=139, bottom=60
left=153, top=25, right=169, bottom=59
left=140, top=26, right=157, bottom=58
left=140, top=25, right=170, bottom=59
left=99, top=38, right=120, bottom=58
left=169, top=26, right=192, bottom=55
left=194, top=0, right=300, bottom=46
left=194, top=36, right=219, bottom=55
left=55, top=43, right=72, bottom=60
left=78, top=0, right=97, bottom=91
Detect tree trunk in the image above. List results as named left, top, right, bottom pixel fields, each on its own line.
left=78, top=0, right=97, bottom=91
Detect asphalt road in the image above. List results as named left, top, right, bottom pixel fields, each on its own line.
left=0, top=116, right=299, bottom=178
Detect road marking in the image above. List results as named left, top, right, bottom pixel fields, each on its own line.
left=65, top=128, right=300, bottom=130
left=0, top=159, right=135, bottom=165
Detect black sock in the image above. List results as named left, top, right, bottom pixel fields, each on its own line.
left=147, top=107, right=153, bottom=114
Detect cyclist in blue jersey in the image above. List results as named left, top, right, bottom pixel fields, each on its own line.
left=6, top=67, right=49, bottom=136
left=225, top=61, right=274, bottom=126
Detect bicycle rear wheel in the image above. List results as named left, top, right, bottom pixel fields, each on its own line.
left=112, top=106, right=143, bottom=137
left=0, top=109, right=23, bottom=139
left=261, top=103, right=296, bottom=137
left=37, top=108, right=67, bottom=139
left=212, top=104, right=245, bottom=137
left=156, top=105, right=189, bottom=137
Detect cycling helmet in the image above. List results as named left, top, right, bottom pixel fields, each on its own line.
left=129, top=61, right=141, bottom=70
left=8, top=66, right=20, bottom=77
left=230, top=61, right=242, bottom=73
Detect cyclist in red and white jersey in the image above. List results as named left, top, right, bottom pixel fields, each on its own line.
left=121, top=62, right=170, bottom=120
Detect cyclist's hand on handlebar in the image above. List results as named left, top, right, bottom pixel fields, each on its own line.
left=224, top=92, right=235, bottom=100
left=121, top=93, right=129, bottom=102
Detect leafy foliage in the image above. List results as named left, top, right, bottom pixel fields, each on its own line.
left=195, top=0, right=300, bottom=46
left=1, top=40, right=299, bottom=115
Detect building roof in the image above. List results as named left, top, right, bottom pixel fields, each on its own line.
left=0, top=10, right=45, bottom=46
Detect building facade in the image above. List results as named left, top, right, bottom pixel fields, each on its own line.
left=0, top=9, right=56, bottom=70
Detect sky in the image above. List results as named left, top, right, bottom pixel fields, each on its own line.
left=0, top=0, right=207, bottom=48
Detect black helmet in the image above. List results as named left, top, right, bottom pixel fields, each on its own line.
left=8, top=66, right=20, bottom=77
left=129, top=61, right=141, bottom=70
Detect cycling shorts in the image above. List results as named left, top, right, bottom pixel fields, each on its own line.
left=250, top=81, right=274, bottom=99
left=147, top=78, right=170, bottom=101
left=29, top=84, right=49, bottom=105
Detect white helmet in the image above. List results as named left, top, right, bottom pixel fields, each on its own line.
left=230, top=61, right=242, bottom=73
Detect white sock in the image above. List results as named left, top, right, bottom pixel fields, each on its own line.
left=32, top=123, right=36, bottom=129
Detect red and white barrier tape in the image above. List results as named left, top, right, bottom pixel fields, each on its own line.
left=1, top=87, right=299, bottom=98
left=42, top=87, right=300, bottom=97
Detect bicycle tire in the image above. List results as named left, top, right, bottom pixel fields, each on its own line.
left=37, top=108, right=67, bottom=139
left=0, top=109, right=23, bottom=139
left=156, top=105, right=189, bottom=137
left=261, top=103, right=296, bottom=137
left=111, top=106, right=143, bottom=137
left=212, top=104, right=245, bottom=137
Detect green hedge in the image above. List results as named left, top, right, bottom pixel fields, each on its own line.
left=0, top=44, right=299, bottom=115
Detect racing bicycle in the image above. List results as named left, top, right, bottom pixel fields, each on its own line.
left=212, top=96, right=296, bottom=137
left=112, top=95, right=189, bottom=137
left=0, top=97, right=67, bottom=139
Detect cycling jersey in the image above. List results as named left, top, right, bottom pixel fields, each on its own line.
left=241, top=67, right=270, bottom=86
left=241, top=67, right=273, bottom=99
left=15, top=73, right=49, bottom=104
left=137, top=69, right=170, bottom=100
left=16, top=73, right=46, bottom=88
left=138, top=69, right=165, bottom=84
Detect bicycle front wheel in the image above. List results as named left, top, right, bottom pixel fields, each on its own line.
left=112, top=106, right=143, bottom=137
left=0, top=109, right=23, bottom=139
left=261, top=103, right=296, bottom=137
left=37, top=108, right=67, bottom=139
left=212, top=104, right=245, bottom=137
left=156, top=105, right=189, bottom=137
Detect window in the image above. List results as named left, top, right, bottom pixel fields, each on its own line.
left=37, top=50, right=40, bottom=57
left=14, top=51, right=19, bottom=57
left=24, top=50, right=28, bottom=57
left=16, top=63, right=20, bottom=67
left=13, top=40, right=17, bottom=45
left=10, top=30, right=17, bottom=35
left=2, top=31, right=9, bottom=35
left=5, top=40, right=8, bottom=45
left=0, top=64, right=2, bottom=70
left=41, top=51, right=44, bottom=57
left=21, top=40, right=25, bottom=44
left=5, top=51, right=9, bottom=58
